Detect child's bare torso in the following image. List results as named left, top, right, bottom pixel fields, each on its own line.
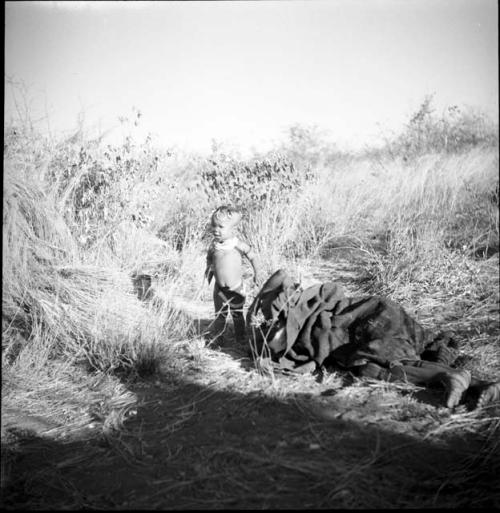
left=210, top=239, right=244, bottom=289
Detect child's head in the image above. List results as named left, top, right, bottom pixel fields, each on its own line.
left=210, top=205, right=242, bottom=242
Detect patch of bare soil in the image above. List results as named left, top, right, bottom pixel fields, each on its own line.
left=2, top=253, right=499, bottom=509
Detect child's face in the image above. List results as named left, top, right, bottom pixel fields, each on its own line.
left=211, top=219, right=234, bottom=242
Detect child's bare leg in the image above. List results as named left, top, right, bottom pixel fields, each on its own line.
left=212, top=309, right=229, bottom=345
left=232, top=310, right=246, bottom=343
left=229, top=290, right=246, bottom=343
left=212, top=285, right=229, bottom=345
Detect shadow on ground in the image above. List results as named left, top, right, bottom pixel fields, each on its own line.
left=2, top=365, right=499, bottom=509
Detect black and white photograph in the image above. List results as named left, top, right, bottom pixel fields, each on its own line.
left=3, top=0, right=499, bottom=509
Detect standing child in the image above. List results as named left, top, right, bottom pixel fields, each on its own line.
left=205, top=205, right=260, bottom=345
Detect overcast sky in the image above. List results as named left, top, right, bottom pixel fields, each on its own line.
left=5, top=0, right=498, bottom=154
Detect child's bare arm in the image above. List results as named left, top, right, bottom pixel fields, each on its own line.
left=205, top=266, right=214, bottom=284
left=248, top=253, right=261, bottom=286
left=237, top=241, right=261, bottom=285
left=205, top=249, right=214, bottom=284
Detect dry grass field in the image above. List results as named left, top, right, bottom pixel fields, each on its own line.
left=2, top=105, right=499, bottom=509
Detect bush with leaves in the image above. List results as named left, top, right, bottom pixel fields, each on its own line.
left=198, top=154, right=312, bottom=213
left=386, top=95, right=499, bottom=160
left=275, top=123, right=341, bottom=172
left=44, top=131, right=167, bottom=249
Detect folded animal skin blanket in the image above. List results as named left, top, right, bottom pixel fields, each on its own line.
left=247, top=269, right=454, bottom=372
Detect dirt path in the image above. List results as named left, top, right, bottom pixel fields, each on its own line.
left=2, top=255, right=499, bottom=509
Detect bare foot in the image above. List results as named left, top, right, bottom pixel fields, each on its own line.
left=476, top=382, right=500, bottom=409
left=445, top=369, right=471, bottom=408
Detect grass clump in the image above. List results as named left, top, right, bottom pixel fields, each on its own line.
left=2, top=152, right=189, bottom=379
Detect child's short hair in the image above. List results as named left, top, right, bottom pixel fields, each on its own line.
left=211, top=205, right=242, bottom=225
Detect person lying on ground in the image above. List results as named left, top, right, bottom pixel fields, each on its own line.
left=247, top=269, right=500, bottom=409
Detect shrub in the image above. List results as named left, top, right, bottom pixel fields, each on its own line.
left=153, top=177, right=208, bottom=251
left=383, top=95, right=499, bottom=160
left=199, top=154, right=312, bottom=213
left=274, top=124, right=341, bottom=172
left=44, top=134, right=167, bottom=249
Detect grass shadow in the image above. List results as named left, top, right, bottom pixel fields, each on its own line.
left=2, top=371, right=499, bottom=510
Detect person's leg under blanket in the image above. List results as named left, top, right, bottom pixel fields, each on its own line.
left=359, top=359, right=471, bottom=408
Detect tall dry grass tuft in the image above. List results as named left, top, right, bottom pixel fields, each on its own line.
left=356, top=150, right=498, bottom=304
left=3, top=160, right=78, bottom=346
left=240, top=197, right=300, bottom=276
left=2, top=160, right=185, bottom=377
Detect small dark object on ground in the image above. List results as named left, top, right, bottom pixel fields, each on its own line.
left=132, top=273, right=153, bottom=301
